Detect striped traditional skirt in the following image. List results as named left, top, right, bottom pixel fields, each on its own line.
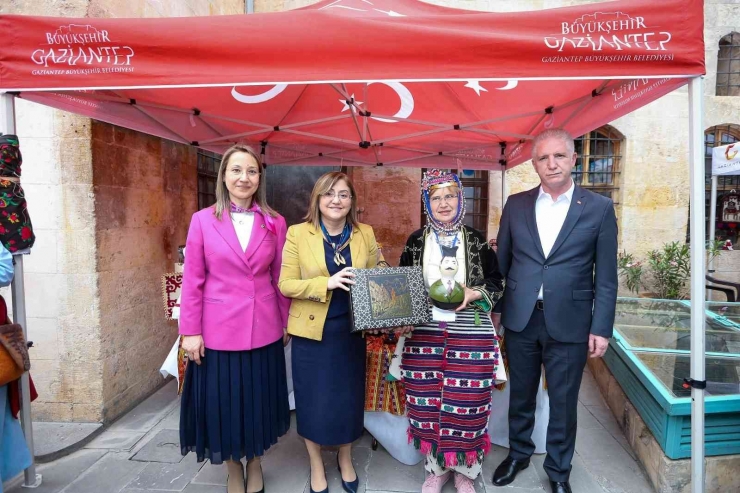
left=401, top=307, right=505, bottom=470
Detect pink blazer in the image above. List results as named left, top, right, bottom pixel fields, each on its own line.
left=179, top=206, right=290, bottom=351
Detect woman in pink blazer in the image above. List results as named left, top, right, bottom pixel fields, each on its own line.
left=179, top=144, right=290, bottom=493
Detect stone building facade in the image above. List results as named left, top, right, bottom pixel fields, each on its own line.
left=2, top=0, right=738, bottom=424
left=2, top=0, right=243, bottom=423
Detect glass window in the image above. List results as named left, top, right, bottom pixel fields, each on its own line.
left=197, top=150, right=221, bottom=210
left=717, top=32, right=740, bottom=97
left=573, top=126, right=623, bottom=203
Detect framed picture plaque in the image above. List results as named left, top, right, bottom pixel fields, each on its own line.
left=349, top=266, right=430, bottom=332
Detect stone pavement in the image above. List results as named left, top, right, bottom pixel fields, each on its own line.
left=6, top=366, right=654, bottom=493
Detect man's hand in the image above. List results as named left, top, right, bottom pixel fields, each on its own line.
left=588, top=334, right=609, bottom=359
left=455, top=287, right=483, bottom=312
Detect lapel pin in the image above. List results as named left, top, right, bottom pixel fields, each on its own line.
left=261, top=224, right=265, bottom=229
left=577, top=200, right=582, bottom=205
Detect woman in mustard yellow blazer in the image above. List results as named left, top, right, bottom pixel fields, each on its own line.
left=279, top=172, right=382, bottom=493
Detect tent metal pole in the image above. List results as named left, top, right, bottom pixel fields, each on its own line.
left=1, top=92, right=42, bottom=488
left=688, top=76, right=706, bottom=493
left=246, top=0, right=254, bottom=14
left=708, top=175, right=718, bottom=272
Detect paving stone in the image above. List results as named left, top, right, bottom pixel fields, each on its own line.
left=5, top=449, right=108, bottom=493
left=481, top=444, right=543, bottom=491
left=126, top=454, right=202, bottom=491
left=530, top=453, right=606, bottom=493
left=160, top=407, right=181, bottom=430
left=84, top=431, right=145, bottom=451
left=365, top=447, right=426, bottom=492
left=483, top=487, right=544, bottom=493
left=585, top=404, right=637, bottom=460
left=191, top=460, right=227, bottom=486
left=577, top=371, right=607, bottom=407
left=64, top=452, right=147, bottom=493
left=574, top=428, right=653, bottom=493
left=108, top=380, right=179, bottom=433
left=586, top=404, right=623, bottom=435
left=261, top=430, right=310, bottom=493
left=576, top=402, right=604, bottom=430
left=32, top=422, right=103, bottom=461
left=130, top=429, right=184, bottom=463
left=182, top=484, right=226, bottom=493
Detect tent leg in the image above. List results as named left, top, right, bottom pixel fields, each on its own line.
left=13, top=255, right=42, bottom=488
left=688, top=76, right=706, bottom=493
left=1, top=93, right=42, bottom=488
left=708, top=175, right=717, bottom=272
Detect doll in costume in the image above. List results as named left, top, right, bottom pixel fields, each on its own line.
left=428, top=246, right=465, bottom=309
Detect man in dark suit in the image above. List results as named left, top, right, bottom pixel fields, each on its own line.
left=492, top=128, right=618, bottom=493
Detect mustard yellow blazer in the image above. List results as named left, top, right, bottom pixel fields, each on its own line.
left=278, top=221, right=383, bottom=341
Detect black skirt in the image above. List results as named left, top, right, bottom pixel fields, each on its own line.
left=180, top=339, right=290, bottom=464
left=291, top=313, right=366, bottom=446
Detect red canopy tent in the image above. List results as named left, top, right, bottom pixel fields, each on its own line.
left=1, top=0, right=703, bottom=169
left=0, top=0, right=709, bottom=491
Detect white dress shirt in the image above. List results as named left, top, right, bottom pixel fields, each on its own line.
left=231, top=212, right=254, bottom=252
left=535, top=180, right=575, bottom=299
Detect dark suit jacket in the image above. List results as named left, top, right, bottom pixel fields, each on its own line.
left=496, top=185, right=618, bottom=343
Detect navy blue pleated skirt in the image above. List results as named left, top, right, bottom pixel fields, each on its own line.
left=292, top=313, right=366, bottom=446
left=180, top=339, right=290, bottom=464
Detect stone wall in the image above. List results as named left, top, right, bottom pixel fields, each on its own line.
left=348, top=167, right=422, bottom=266
left=4, top=0, right=245, bottom=423
left=84, top=0, right=243, bottom=423
left=16, top=100, right=101, bottom=422
left=92, top=122, right=197, bottom=422
left=4, top=0, right=101, bottom=422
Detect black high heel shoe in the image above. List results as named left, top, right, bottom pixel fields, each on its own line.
left=309, top=477, right=328, bottom=493
left=245, top=462, right=265, bottom=493
left=336, top=455, right=359, bottom=493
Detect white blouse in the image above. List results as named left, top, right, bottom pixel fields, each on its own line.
left=231, top=212, right=254, bottom=252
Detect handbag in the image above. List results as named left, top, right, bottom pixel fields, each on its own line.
left=0, top=295, right=30, bottom=386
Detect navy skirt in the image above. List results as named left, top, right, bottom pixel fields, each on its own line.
left=180, top=339, right=290, bottom=464
left=292, top=313, right=366, bottom=446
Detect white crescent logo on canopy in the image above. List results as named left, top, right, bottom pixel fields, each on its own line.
left=496, top=80, right=518, bottom=91
left=366, top=81, right=414, bottom=123
left=231, top=84, right=288, bottom=104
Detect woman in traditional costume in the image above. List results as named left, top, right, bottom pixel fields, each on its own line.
left=399, top=169, right=505, bottom=493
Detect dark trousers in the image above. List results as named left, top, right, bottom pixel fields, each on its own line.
left=505, top=307, right=588, bottom=482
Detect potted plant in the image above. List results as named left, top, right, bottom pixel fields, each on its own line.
left=617, top=240, right=724, bottom=300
